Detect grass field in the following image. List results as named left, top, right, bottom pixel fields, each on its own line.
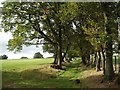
left=2, top=58, right=86, bottom=88
left=1, top=58, right=119, bottom=88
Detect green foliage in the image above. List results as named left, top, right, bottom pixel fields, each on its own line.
left=20, top=57, right=28, bottom=59
left=67, top=50, right=79, bottom=59
left=0, top=54, right=8, bottom=59
left=33, top=52, right=43, bottom=59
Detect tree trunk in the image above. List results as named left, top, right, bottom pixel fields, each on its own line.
left=105, top=34, right=114, bottom=81
left=96, top=51, right=101, bottom=72
left=116, top=52, right=120, bottom=84
left=87, top=54, right=90, bottom=66
left=53, top=45, right=58, bottom=64
left=57, top=23, right=62, bottom=69
left=62, top=43, right=70, bottom=61
left=90, top=54, right=94, bottom=67
left=53, top=53, right=58, bottom=64
left=57, top=45, right=62, bottom=69
left=81, top=55, right=87, bottom=65
left=93, top=52, right=97, bottom=67
left=116, top=43, right=120, bottom=84
left=114, top=56, right=117, bottom=71
left=101, top=45, right=106, bottom=75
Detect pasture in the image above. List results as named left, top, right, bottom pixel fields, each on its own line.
left=2, top=58, right=84, bottom=88
left=1, top=58, right=119, bottom=88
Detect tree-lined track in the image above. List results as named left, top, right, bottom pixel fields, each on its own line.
left=1, top=1, right=120, bottom=88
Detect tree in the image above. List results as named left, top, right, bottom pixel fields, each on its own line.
left=1, top=2, right=68, bottom=68
left=21, top=57, right=28, bottom=59
left=67, top=50, right=79, bottom=60
left=101, top=2, right=118, bottom=81
left=0, top=55, right=2, bottom=59
left=0, top=55, right=8, bottom=59
left=33, top=52, right=43, bottom=59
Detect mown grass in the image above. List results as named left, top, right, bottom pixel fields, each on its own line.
left=2, top=58, right=86, bottom=88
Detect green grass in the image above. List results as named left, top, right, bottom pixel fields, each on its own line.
left=2, top=58, right=54, bottom=72
left=2, top=57, right=119, bottom=88
left=2, top=58, right=86, bottom=88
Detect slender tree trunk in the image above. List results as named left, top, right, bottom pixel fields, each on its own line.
left=90, top=54, right=94, bottom=67
left=57, top=24, right=62, bottom=69
left=53, top=53, right=58, bottom=64
left=105, top=33, right=114, bottom=81
left=93, top=52, right=97, bottom=67
left=87, top=54, right=90, bottom=66
left=96, top=51, right=101, bottom=72
left=53, top=46, right=58, bottom=64
left=101, top=45, right=106, bottom=75
left=81, top=55, right=87, bottom=65
left=114, top=56, right=117, bottom=71
left=62, top=43, right=70, bottom=61
left=116, top=43, right=120, bottom=84
left=57, top=45, right=62, bottom=69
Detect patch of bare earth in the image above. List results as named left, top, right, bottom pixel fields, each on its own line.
left=80, top=68, right=119, bottom=88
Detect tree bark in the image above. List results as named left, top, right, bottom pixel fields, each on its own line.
left=114, top=56, right=117, bottom=71
left=87, top=54, right=90, bottom=66
left=96, top=51, right=101, bottom=72
left=101, top=45, right=106, bottom=75
left=81, top=55, right=87, bottom=65
left=53, top=52, right=58, bottom=64
left=53, top=45, right=58, bottom=64
left=116, top=43, right=120, bottom=84
left=93, top=52, right=97, bottom=67
left=57, top=22, right=62, bottom=69
left=57, top=45, right=62, bottom=69
left=62, top=43, right=70, bottom=61
left=105, top=35, right=114, bottom=81
left=90, top=54, right=94, bottom=67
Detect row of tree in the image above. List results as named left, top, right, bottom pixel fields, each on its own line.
left=21, top=52, right=44, bottom=59
left=1, top=2, right=120, bottom=82
left=0, top=52, right=43, bottom=60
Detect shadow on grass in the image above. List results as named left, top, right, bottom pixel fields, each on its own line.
left=2, top=66, right=83, bottom=88
left=3, top=59, right=117, bottom=88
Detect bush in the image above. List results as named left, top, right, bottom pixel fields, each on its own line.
left=21, top=57, right=28, bottom=59
left=0, top=56, right=2, bottom=59
left=33, top=52, right=43, bottom=59
left=0, top=55, right=8, bottom=60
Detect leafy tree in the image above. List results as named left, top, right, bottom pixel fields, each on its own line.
left=20, top=57, right=28, bottom=59
left=33, top=52, right=43, bottom=59
left=0, top=55, right=2, bottom=59
left=0, top=55, right=8, bottom=59
left=101, top=2, right=118, bottom=81
left=1, top=2, right=65, bottom=68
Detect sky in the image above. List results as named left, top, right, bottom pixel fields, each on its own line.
left=0, top=0, right=53, bottom=59
left=0, top=30, right=53, bottom=59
